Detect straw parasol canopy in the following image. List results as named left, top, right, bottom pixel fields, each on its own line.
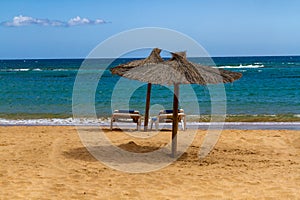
left=110, top=48, right=165, bottom=131
left=119, top=52, right=242, bottom=85
left=111, top=48, right=242, bottom=157
left=110, top=48, right=164, bottom=76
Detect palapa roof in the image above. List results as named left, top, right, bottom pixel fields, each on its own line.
left=110, top=48, right=242, bottom=86
left=110, top=48, right=164, bottom=76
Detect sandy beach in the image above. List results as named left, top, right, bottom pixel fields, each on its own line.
left=0, top=126, right=299, bottom=199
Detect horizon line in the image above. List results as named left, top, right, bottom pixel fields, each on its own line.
left=1, top=54, right=300, bottom=60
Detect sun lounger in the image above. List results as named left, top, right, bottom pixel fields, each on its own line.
left=110, top=110, right=142, bottom=130
left=150, top=109, right=186, bottom=131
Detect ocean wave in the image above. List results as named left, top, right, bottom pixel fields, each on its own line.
left=216, top=64, right=264, bottom=69
left=0, top=68, right=109, bottom=72
left=187, top=121, right=300, bottom=125
left=0, top=118, right=108, bottom=126
left=0, top=68, right=76, bottom=72
left=1, top=115, right=299, bottom=124
left=52, top=69, right=70, bottom=71
left=2, top=68, right=31, bottom=72
left=0, top=118, right=299, bottom=130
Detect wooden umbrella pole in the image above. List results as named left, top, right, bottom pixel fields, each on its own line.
left=171, top=83, right=179, bottom=157
left=144, top=83, right=152, bottom=131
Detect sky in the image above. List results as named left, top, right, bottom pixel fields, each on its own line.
left=1, top=0, right=300, bottom=58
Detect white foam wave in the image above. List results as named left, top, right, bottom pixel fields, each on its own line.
left=7, top=68, right=30, bottom=72
left=1, top=118, right=300, bottom=130
left=52, top=69, right=69, bottom=71
left=0, top=118, right=108, bottom=126
left=184, top=122, right=300, bottom=130
left=216, top=64, right=264, bottom=69
left=0, top=68, right=72, bottom=72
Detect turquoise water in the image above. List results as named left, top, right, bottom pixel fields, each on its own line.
left=0, top=56, right=299, bottom=121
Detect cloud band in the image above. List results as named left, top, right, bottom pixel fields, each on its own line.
left=1, top=15, right=107, bottom=27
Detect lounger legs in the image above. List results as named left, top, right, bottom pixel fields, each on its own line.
left=181, top=119, right=184, bottom=130
left=137, top=119, right=141, bottom=131
left=155, top=120, right=159, bottom=130
left=150, top=117, right=186, bottom=131
left=181, top=116, right=187, bottom=130
left=110, top=118, right=114, bottom=130
left=149, top=118, right=158, bottom=131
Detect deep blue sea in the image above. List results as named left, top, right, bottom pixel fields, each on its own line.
left=0, top=56, right=300, bottom=124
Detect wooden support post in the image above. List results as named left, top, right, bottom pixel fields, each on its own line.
left=144, top=83, right=152, bottom=131
left=171, top=83, right=179, bottom=157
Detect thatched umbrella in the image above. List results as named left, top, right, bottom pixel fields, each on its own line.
left=111, top=48, right=164, bottom=131
left=111, top=49, right=242, bottom=157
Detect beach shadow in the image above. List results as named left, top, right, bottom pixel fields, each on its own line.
left=63, top=141, right=259, bottom=168
left=63, top=146, right=97, bottom=162
left=63, top=141, right=161, bottom=161
left=63, top=140, right=187, bottom=165
left=67, top=127, right=189, bottom=167
left=118, top=141, right=160, bottom=153
left=66, top=128, right=253, bottom=167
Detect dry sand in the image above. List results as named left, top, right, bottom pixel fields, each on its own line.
left=0, top=126, right=300, bottom=199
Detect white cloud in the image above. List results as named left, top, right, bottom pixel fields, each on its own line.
left=68, top=16, right=90, bottom=26
left=1, top=15, right=107, bottom=27
left=95, top=19, right=105, bottom=24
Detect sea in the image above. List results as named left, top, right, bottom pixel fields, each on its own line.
left=0, top=56, right=300, bottom=129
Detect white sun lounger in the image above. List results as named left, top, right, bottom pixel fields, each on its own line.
left=110, top=110, right=142, bottom=130
left=150, top=109, right=186, bottom=131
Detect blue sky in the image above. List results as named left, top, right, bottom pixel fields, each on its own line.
left=1, top=0, right=300, bottom=58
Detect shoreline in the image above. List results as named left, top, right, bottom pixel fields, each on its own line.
left=0, top=121, right=300, bottom=130
left=1, top=113, right=300, bottom=130
left=1, top=113, right=300, bottom=121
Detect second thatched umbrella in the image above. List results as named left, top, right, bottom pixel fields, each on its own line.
left=111, top=48, right=164, bottom=131
left=111, top=49, right=242, bottom=157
